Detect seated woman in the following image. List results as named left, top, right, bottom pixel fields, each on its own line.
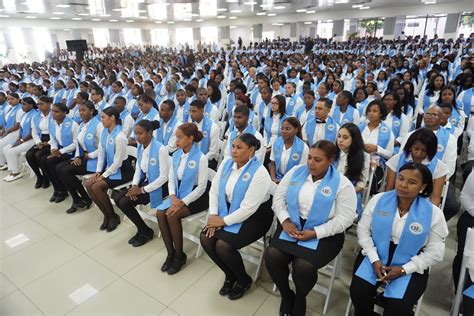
left=56, top=101, right=102, bottom=214
left=0, top=93, right=23, bottom=170
left=269, top=117, right=309, bottom=184
left=383, top=91, right=411, bottom=154
left=25, top=96, right=52, bottom=189
left=266, top=140, right=357, bottom=316
left=3, top=97, right=38, bottom=182
left=264, top=95, right=288, bottom=162
left=157, top=123, right=210, bottom=275
left=200, top=133, right=273, bottom=300
left=44, top=103, right=79, bottom=203
left=128, top=94, right=160, bottom=146
left=86, top=107, right=134, bottom=232
left=336, top=123, right=371, bottom=218
left=114, top=119, right=169, bottom=246
left=350, top=162, right=448, bottom=316
left=385, top=128, right=448, bottom=207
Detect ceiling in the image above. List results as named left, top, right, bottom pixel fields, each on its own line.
left=0, top=0, right=466, bottom=24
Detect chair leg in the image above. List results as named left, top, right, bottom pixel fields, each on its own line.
left=323, top=254, right=340, bottom=314
left=344, top=297, right=353, bottom=316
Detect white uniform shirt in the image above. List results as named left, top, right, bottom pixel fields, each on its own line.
left=31, top=112, right=50, bottom=144
left=360, top=123, right=395, bottom=161
left=461, top=172, right=474, bottom=217
left=49, top=120, right=79, bottom=154
left=337, top=151, right=371, bottom=189
left=270, top=141, right=309, bottom=176
left=132, top=143, right=170, bottom=193
left=195, top=119, right=220, bottom=161
left=386, top=153, right=449, bottom=180
left=96, top=130, right=128, bottom=178
left=169, top=153, right=208, bottom=206
left=74, top=119, right=103, bottom=159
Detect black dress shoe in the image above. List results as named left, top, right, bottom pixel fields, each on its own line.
left=49, top=192, right=58, bottom=202
left=42, top=178, right=50, bottom=189
left=55, top=193, right=68, bottom=203
left=167, top=253, right=187, bottom=275
left=72, top=200, right=87, bottom=208
left=106, top=214, right=120, bottom=232
left=228, top=277, right=252, bottom=300
left=161, top=255, right=175, bottom=272
left=34, top=177, right=43, bottom=189
left=219, top=279, right=236, bottom=296
left=100, top=217, right=109, bottom=231
left=84, top=198, right=93, bottom=209
left=132, top=230, right=154, bottom=247
left=128, top=232, right=141, bottom=244
left=66, top=206, right=78, bottom=214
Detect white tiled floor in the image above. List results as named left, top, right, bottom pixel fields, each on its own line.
left=0, top=175, right=455, bottom=315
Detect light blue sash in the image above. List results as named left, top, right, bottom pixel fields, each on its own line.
left=305, top=116, right=338, bottom=146
left=396, top=152, right=438, bottom=176
left=49, top=116, right=74, bottom=150
left=227, top=124, right=256, bottom=152
left=359, top=121, right=391, bottom=149
left=78, top=116, right=101, bottom=172
left=20, top=109, right=38, bottom=139
left=5, top=104, right=22, bottom=130
left=100, top=125, right=123, bottom=180
left=157, top=116, right=178, bottom=146
left=137, top=139, right=163, bottom=208
left=332, top=105, right=355, bottom=125
left=196, top=117, right=213, bottom=154
left=434, top=127, right=450, bottom=160
left=461, top=88, right=473, bottom=117
left=273, top=136, right=305, bottom=180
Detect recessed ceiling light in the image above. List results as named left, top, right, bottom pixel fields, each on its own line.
left=229, top=16, right=237, bottom=19
left=77, top=13, right=89, bottom=16
left=112, top=8, right=123, bottom=11
left=0, top=14, right=10, bottom=18
left=226, top=0, right=239, bottom=2
left=217, top=15, right=226, bottom=18
left=167, top=21, right=175, bottom=24
left=230, top=25, right=236, bottom=28
left=359, top=6, right=370, bottom=9
left=217, top=8, right=227, bottom=11
left=52, top=12, right=64, bottom=15
left=423, top=0, right=436, bottom=3
left=256, top=12, right=266, bottom=15
left=64, top=28, right=69, bottom=31
left=91, top=18, right=101, bottom=21
left=191, top=13, right=199, bottom=16
left=274, top=6, right=285, bottom=9
left=304, top=21, right=312, bottom=24
left=100, top=14, right=111, bottom=17
left=272, top=23, right=283, bottom=26
left=50, top=17, right=61, bottom=20
left=306, top=10, right=316, bottom=13
left=155, top=21, right=162, bottom=23
left=110, top=19, right=118, bottom=22
left=267, top=13, right=277, bottom=16
left=126, top=19, right=134, bottom=22
left=138, top=10, right=147, bottom=13
left=72, top=17, right=82, bottom=20
left=244, top=1, right=257, bottom=4
left=56, top=4, right=70, bottom=8
left=230, top=9, right=241, bottom=13
left=196, top=19, right=204, bottom=22
left=25, top=16, right=36, bottom=19
left=138, top=16, right=147, bottom=19
left=352, top=4, right=363, bottom=8
left=260, top=4, right=273, bottom=8
left=296, top=9, right=307, bottom=13
left=183, top=18, right=192, bottom=21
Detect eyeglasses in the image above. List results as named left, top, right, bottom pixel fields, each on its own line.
left=425, top=112, right=439, bottom=117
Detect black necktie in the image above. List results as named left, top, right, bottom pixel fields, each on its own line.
left=316, top=119, right=326, bottom=124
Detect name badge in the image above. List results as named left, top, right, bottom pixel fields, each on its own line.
left=376, top=210, right=390, bottom=217
left=291, top=153, right=300, bottom=161
left=187, top=160, right=197, bottom=169
left=320, top=186, right=332, bottom=197
left=242, top=172, right=251, bottom=182
left=409, top=222, right=423, bottom=235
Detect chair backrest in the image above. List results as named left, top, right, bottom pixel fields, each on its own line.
left=126, top=145, right=138, bottom=159
left=207, top=168, right=217, bottom=181
left=440, top=180, right=449, bottom=210
left=362, top=165, right=376, bottom=207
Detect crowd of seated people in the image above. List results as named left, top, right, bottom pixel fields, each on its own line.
left=0, top=33, right=473, bottom=315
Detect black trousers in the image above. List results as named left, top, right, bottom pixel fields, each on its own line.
left=208, top=159, right=218, bottom=171
left=453, top=211, right=474, bottom=286
left=41, top=154, right=71, bottom=193
left=25, top=142, right=50, bottom=179
left=113, top=188, right=152, bottom=233
left=56, top=158, right=92, bottom=203
left=443, top=183, right=460, bottom=222
left=350, top=246, right=428, bottom=316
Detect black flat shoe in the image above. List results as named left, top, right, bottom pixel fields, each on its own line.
left=219, top=279, right=236, bottom=296
left=132, top=230, right=154, bottom=247
left=34, top=177, right=43, bottom=189
left=161, top=255, right=175, bottom=272
left=106, top=214, right=120, bottom=232
left=167, top=253, right=187, bottom=275
left=128, top=231, right=140, bottom=244
left=49, top=192, right=58, bottom=202
left=100, top=217, right=109, bottom=231
left=55, top=193, right=68, bottom=203
left=228, top=277, right=252, bottom=300
left=72, top=200, right=87, bottom=208
left=66, top=206, right=78, bottom=214
left=42, top=178, right=50, bottom=189
left=84, top=198, right=93, bottom=209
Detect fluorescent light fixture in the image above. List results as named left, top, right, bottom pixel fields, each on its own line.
left=0, top=15, right=10, bottom=18
left=91, top=18, right=101, bottom=21
left=274, top=6, right=285, bottom=9
left=256, top=12, right=266, bottom=15
left=77, top=13, right=89, bottom=16
left=230, top=9, right=241, bottom=13
left=191, top=13, right=199, bottom=16
left=50, top=17, right=61, bottom=20
left=138, top=9, right=147, bottom=13
left=423, top=0, right=436, bottom=3
left=217, top=15, right=226, bottom=18
left=56, top=4, right=70, bottom=8
left=20, top=2, right=27, bottom=5
left=167, top=21, right=174, bottom=24
left=72, top=17, right=82, bottom=20
left=5, top=234, right=29, bottom=248
left=230, top=25, right=236, bottom=29
left=183, top=18, right=192, bottom=21
left=126, top=19, right=134, bottom=22
left=52, top=11, right=64, bottom=15
left=64, top=28, right=69, bottom=31
left=296, top=9, right=307, bottom=12
left=155, top=20, right=162, bottom=23
left=25, top=16, right=36, bottom=19
left=359, top=6, right=370, bottom=9
left=110, top=19, right=118, bottom=22
left=229, top=16, right=237, bottom=19
left=260, top=4, right=273, bottom=8
left=196, top=19, right=204, bottom=22
left=304, top=21, right=312, bottom=24
left=306, top=10, right=316, bottom=13
left=267, top=13, right=277, bottom=16
left=0, top=9, right=3, bottom=12
left=138, top=16, right=147, bottom=19
left=100, top=14, right=111, bottom=17
left=244, top=1, right=257, bottom=4
left=112, top=8, right=123, bottom=11
left=69, top=284, right=98, bottom=305
left=226, top=0, right=239, bottom=2
left=352, top=4, right=363, bottom=8
left=217, top=8, right=227, bottom=11
left=272, top=23, right=284, bottom=26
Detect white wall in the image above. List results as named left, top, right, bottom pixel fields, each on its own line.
left=230, top=26, right=252, bottom=46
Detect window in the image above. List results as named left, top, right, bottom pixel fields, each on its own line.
left=33, top=27, right=53, bottom=61
left=404, top=14, right=446, bottom=38
left=7, top=27, right=27, bottom=62
left=93, top=28, right=110, bottom=48
left=201, top=26, right=218, bottom=45
left=262, top=31, right=274, bottom=41
left=148, top=3, right=167, bottom=20
left=199, top=0, right=217, bottom=17
left=425, top=15, right=446, bottom=38
left=458, top=12, right=474, bottom=37
left=357, top=18, right=384, bottom=38
left=342, top=19, right=351, bottom=41
left=0, top=32, right=7, bottom=64
left=175, top=28, right=193, bottom=47
left=123, top=28, right=142, bottom=46
left=151, top=29, right=169, bottom=47
left=317, top=20, right=333, bottom=39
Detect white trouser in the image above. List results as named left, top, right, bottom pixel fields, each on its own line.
left=0, top=132, right=19, bottom=165
left=3, top=140, right=35, bottom=173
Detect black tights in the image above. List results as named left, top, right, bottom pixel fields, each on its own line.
left=114, top=189, right=152, bottom=233
left=157, top=207, right=190, bottom=257
left=265, top=246, right=319, bottom=316
left=25, top=145, right=50, bottom=180
left=86, top=179, right=116, bottom=224
left=199, top=233, right=250, bottom=285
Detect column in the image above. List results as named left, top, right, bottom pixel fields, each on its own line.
left=253, top=24, right=262, bottom=43
left=383, top=16, right=396, bottom=40
left=394, top=16, right=405, bottom=38
left=333, top=19, right=344, bottom=41
left=71, top=29, right=81, bottom=40
left=142, top=29, right=151, bottom=45
left=290, top=23, right=298, bottom=42
left=109, top=29, right=120, bottom=47
left=348, top=19, right=358, bottom=39
left=169, top=27, right=176, bottom=48
left=445, top=13, right=460, bottom=39
left=193, top=28, right=201, bottom=49
left=309, top=26, right=316, bottom=38
left=218, top=26, right=230, bottom=49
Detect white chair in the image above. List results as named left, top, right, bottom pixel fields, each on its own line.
left=217, top=139, right=227, bottom=167
left=451, top=227, right=474, bottom=316
left=440, top=180, right=449, bottom=211
left=345, top=293, right=424, bottom=316
left=273, top=252, right=342, bottom=315
left=19, top=151, right=35, bottom=178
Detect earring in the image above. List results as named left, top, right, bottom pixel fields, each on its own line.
left=419, top=190, right=423, bottom=193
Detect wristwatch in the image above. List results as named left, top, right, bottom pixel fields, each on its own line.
left=140, top=187, right=146, bottom=194
left=400, top=267, right=406, bottom=275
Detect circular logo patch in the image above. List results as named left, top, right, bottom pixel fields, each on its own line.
left=242, top=172, right=251, bottom=181
left=450, top=118, right=457, bottom=125
left=166, top=127, right=172, bottom=133
left=64, top=122, right=71, bottom=128
left=86, top=133, right=93, bottom=140
left=327, top=124, right=335, bottom=131
left=187, top=160, right=197, bottom=169
left=437, top=144, right=444, bottom=152
left=393, top=120, right=401, bottom=127
left=381, top=126, right=389, bottom=133
left=320, top=186, right=332, bottom=197
left=202, top=131, right=208, bottom=138
left=409, top=222, right=423, bottom=235
left=150, top=158, right=157, bottom=166
left=342, top=119, right=349, bottom=124
left=108, top=138, right=114, bottom=145
left=291, top=153, right=300, bottom=161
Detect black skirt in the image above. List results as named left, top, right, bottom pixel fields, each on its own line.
left=182, top=180, right=211, bottom=215
left=269, top=218, right=344, bottom=267
left=211, top=198, right=274, bottom=249
left=104, top=159, right=135, bottom=188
